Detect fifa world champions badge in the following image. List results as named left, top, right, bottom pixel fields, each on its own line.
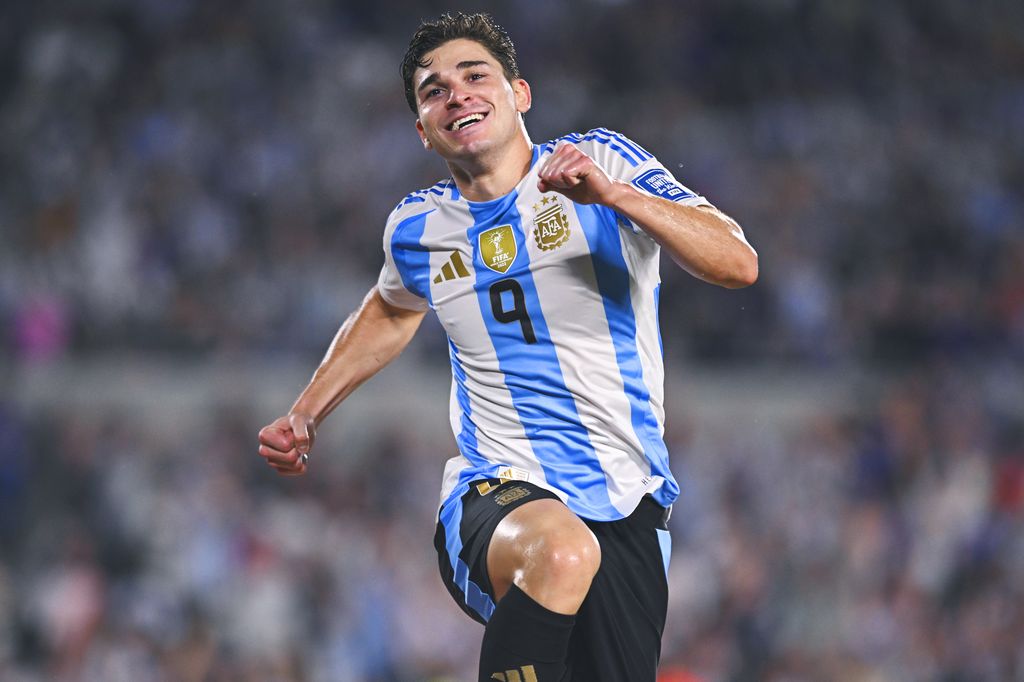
left=532, top=196, right=571, bottom=251
left=479, top=224, right=517, bottom=274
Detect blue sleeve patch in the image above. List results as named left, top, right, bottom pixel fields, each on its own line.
left=632, top=169, right=696, bottom=202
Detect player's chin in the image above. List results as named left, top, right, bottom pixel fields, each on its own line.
left=445, top=133, right=491, bottom=155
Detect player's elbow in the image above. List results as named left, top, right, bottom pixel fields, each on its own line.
left=722, top=250, right=758, bottom=289
left=702, top=248, right=757, bottom=289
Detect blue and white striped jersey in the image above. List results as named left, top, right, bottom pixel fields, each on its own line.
left=377, top=129, right=711, bottom=522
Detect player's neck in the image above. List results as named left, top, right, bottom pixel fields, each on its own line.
left=448, top=134, right=534, bottom=202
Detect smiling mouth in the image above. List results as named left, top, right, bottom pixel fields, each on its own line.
left=447, top=113, right=486, bottom=131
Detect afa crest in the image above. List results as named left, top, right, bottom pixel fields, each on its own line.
left=479, top=224, right=517, bottom=273
left=532, top=196, right=570, bottom=251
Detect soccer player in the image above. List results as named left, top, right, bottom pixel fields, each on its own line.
left=258, top=12, right=756, bottom=681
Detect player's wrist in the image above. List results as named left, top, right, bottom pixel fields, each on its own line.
left=599, top=179, right=639, bottom=211
left=287, top=404, right=321, bottom=428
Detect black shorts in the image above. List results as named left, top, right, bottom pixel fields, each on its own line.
left=433, top=479, right=672, bottom=681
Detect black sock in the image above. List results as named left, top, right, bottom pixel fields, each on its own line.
left=478, top=584, right=575, bottom=682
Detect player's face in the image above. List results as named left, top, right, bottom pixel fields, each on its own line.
left=413, top=38, right=531, bottom=163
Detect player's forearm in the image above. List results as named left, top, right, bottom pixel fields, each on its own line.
left=290, top=287, right=425, bottom=425
left=607, top=183, right=758, bottom=288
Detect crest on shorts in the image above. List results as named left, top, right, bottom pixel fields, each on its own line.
left=532, top=196, right=570, bottom=251
left=479, top=224, right=517, bottom=273
left=494, top=486, right=531, bottom=507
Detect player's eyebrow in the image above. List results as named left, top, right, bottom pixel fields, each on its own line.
left=417, top=60, right=491, bottom=94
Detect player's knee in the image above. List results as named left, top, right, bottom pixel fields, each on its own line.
left=532, top=526, right=601, bottom=588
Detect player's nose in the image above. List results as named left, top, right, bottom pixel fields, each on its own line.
left=445, top=86, right=472, bottom=107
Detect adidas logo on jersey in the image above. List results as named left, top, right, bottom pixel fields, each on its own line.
left=433, top=251, right=471, bottom=283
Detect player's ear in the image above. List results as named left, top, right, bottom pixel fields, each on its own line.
left=512, top=78, right=531, bottom=115
left=415, top=119, right=432, bottom=150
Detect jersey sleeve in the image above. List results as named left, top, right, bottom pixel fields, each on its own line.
left=376, top=206, right=431, bottom=312
left=563, top=128, right=712, bottom=238
left=575, top=128, right=713, bottom=209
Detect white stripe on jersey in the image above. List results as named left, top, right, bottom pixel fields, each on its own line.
left=619, top=228, right=667, bottom=427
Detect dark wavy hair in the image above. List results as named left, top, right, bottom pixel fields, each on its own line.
left=401, top=12, right=521, bottom=114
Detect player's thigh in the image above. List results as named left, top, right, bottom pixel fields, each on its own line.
left=486, top=497, right=600, bottom=603
left=434, top=479, right=562, bottom=624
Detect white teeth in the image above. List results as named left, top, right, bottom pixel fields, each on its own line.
left=451, top=113, right=484, bottom=130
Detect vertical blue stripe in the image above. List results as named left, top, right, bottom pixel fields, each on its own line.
left=466, top=195, right=616, bottom=520
left=654, top=283, right=663, bottom=356
left=449, top=339, right=483, bottom=465
left=391, top=211, right=434, bottom=305
left=575, top=204, right=679, bottom=506
left=439, top=496, right=496, bottom=622
left=656, top=528, right=672, bottom=578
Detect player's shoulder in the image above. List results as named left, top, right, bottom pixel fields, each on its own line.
left=540, top=127, right=655, bottom=168
left=386, top=177, right=458, bottom=226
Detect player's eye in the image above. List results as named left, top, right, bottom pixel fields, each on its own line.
left=468, top=73, right=486, bottom=81
left=426, top=87, right=443, bottom=98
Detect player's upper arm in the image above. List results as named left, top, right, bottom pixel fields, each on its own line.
left=371, top=286, right=429, bottom=323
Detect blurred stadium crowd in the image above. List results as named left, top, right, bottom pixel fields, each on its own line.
left=2, top=0, right=1022, bottom=680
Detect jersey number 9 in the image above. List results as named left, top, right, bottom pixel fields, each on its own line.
left=489, top=279, right=537, bottom=344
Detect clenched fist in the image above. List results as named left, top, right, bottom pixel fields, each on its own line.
left=537, top=142, right=623, bottom=206
left=257, top=413, right=316, bottom=476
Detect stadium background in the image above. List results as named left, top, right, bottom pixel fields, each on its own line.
left=2, top=0, right=1022, bottom=679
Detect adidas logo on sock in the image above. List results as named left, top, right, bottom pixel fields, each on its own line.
left=433, top=251, right=471, bottom=284
left=491, top=666, right=538, bottom=682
